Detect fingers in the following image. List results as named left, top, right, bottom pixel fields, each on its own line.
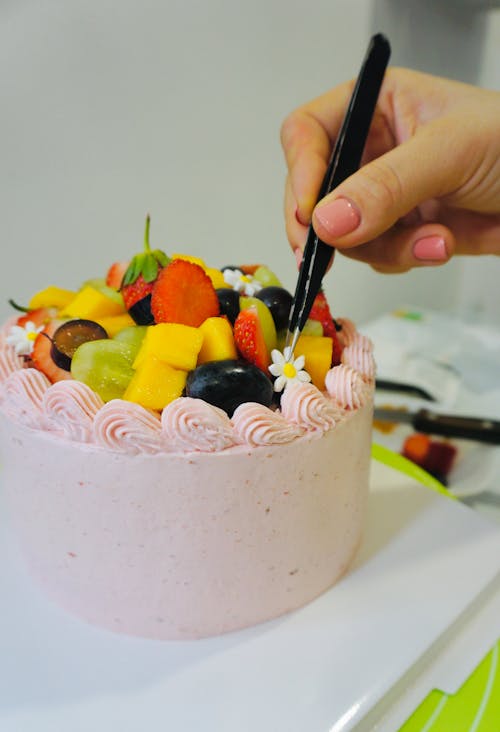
left=311, top=117, right=469, bottom=250
left=339, top=222, right=455, bottom=273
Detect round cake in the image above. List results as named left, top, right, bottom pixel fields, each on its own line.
left=0, top=234, right=375, bottom=640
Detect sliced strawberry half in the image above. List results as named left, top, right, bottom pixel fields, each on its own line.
left=31, top=320, right=73, bottom=383
left=309, top=290, right=342, bottom=365
left=105, top=261, right=129, bottom=290
left=233, top=307, right=270, bottom=372
left=151, top=259, right=219, bottom=327
left=17, top=306, right=58, bottom=329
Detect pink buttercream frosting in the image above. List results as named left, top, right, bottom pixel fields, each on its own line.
left=0, top=368, right=50, bottom=429
left=325, top=364, right=365, bottom=410
left=231, top=402, right=304, bottom=446
left=93, top=400, right=164, bottom=455
left=162, top=397, right=236, bottom=452
left=0, top=345, right=24, bottom=383
left=43, top=381, right=105, bottom=443
left=280, top=382, right=337, bottom=431
left=336, top=317, right=357, bottom=348
left=342, top=343, right=376, bottom=382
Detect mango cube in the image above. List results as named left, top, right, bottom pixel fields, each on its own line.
left=205, top=267, right=226, bottom=290
left=198, top=317, right=237, bottom=363
left=62, top=286, right=126, bottom=319
left=133, top=323, right=203, bottom=371
left=94, top=313, right=136, bottom=337
left=293, top=335, right=333, bottom=391
left=28, top=286, right=76, bottom=310
left=123, top=357, right=187, bottom=410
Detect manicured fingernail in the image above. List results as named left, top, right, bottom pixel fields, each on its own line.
left=413, top=236, right=447, bottom=261
left=294, top=247, right=303, bottom=269
left=313, top=197, right=361, bottom=239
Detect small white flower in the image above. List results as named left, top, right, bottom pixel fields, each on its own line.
left=268, top=347, right=311, bottom=393
left=223, top=268, right=262, bottom=296
left=6, top=321, right=44, bottom=356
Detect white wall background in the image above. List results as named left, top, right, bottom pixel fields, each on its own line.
left=0, top=0, right=498, bottom=325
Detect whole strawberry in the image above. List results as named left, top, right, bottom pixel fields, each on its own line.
left=309, top=290, right=342, bottom=366
left=121, top=215, right=170, bottom=324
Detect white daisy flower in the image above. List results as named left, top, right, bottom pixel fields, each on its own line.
left=6, top=321, right=44, bottom=356
left=268, top=347, right=311, bottom=392
left=222, top=268, right=262, bottom=297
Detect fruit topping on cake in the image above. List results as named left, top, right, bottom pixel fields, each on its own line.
left=3, top=217, right=352, bottom=416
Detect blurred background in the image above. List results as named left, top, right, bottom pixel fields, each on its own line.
left=1, top=0, right=499, bottom=325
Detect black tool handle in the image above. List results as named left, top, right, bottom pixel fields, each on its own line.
left=288, top=33, right=391, bottom=334
left=414, top=409, right=500, bottom=444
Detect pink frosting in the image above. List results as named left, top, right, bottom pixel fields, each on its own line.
left=280, top=382, right=337, bottom=431
left=93, top=400, right=164, bottom=455
left=325, top=364, right=365, bottom=409
left=0, top=368, right=50, bottom=429
left=0, top=345, right=24, bottom=383
left=43, top=381, right=104, bottom=443
left=231, top=402, right=304, bottom=446
left=162, top=397, right=236, bottom=452
left=336, top=317, right=357, bottom=348
left=342, top=344, right=376, bottom=382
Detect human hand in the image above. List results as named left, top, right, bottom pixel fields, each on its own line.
left=281, top=68, right=500, bottom=273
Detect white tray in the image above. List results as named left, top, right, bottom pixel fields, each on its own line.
left=1, top=459, right=500, bottom=731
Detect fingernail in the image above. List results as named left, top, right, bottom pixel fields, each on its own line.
left=313, top=197, right=361, bottom=239
left=413, top=235, right=447, bottom=261
left=295, top=207, right=309, bottom=227
left=294, top=247, right=303, bottom=269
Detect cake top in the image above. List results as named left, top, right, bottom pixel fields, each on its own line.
left=0, top=216, right=374, bottom=453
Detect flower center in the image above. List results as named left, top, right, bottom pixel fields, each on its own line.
left=240, top=274, right=251, bottom=283
left=27, top=331, right=38, bottom=341
left=283, top=362, right=297, bottom=378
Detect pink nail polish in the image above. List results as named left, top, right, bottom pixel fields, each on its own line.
left=294, top=248, right=303, bottom=269
left=313, top=197, right=361, bottom=239
left=413, top=236, right=447, bottom=261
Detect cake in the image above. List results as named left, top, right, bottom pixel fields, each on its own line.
left=0, top=221, right=375, bottom=640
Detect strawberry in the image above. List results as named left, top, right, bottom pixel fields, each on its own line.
left=31, top=320, right=73, bottom=383
left=151, top=259, right=220, bottom=327
left=121, top=215, right=170, bottom=324
left=233, top=307, right=270, bottom=372
left=239, top=264, right=263, bottom=275
left=105, top=261, right=129, bottom=290
left=17, top=307, right=58, bottom=329
left=308, top=290, right=342, bottom=365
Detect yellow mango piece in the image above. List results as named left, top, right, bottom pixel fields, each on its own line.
left=293, top=335, right=333, bottom=391
left=29, top=286, right=76, bottom=310
left=171, top=253, right=206, bottom=269
left=94, top=313, right=136, bottom=337
left=205, top=267, right=226, bottom=290
left=198, top=317, right=237, bottom=364
left=62, top=286, right=126, bottom=319
left=123, top=357, right=187, bottom=410
left=133, top=323, right=203, bottom=371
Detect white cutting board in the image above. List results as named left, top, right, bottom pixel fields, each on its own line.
left=1, top=460, right=500, bottom=732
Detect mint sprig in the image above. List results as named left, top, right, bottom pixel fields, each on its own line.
left=122, top=215, right=170, bottom=287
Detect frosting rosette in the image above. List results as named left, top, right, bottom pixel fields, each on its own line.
left=336, top=317, right=357, bottom=348
left=0, top=367, right=50, bottom=428
left=280, top=382, right=337, bottom=431
left=231, top=402, right=304, bottom=446
left=162, top=397, right=236, bottom=452
left=325, top=364, right=365, bottom=409
left=342, top=343, right=376, bottom=382
left=93, top=400, right=164, bottom=455
left=43, top=380, right=105, bottom=443
left=0, top=345, right=23, bottom=383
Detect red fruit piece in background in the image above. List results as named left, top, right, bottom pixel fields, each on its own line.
left=239, top=264, right=263, bottom=275
left=402, top=433, right=431, bottom=465
left=402, top=432, right=457, bottom=483
left=105, top=261, right=129, bottom=290
left=31, top=320, right=73, bottom=383
left=151, top=259, right=219, bottom=327
left=17, top=307, right=58, bottom=329
left=233, top=307, right=270, bottom=372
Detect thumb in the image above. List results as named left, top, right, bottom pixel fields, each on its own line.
left=311, top=120, right=464, bottom=248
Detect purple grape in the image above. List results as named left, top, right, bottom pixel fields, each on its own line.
left=50, top=319, right=108, bottom=371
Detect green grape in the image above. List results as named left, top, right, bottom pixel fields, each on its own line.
left=113, top=325, right=149, bottom=360
left=302, top=319, right=323, bottom=337
left=71, top=340, right=135, bottom=402
left=81, top=278, right=124, bottom=306
left=253, top=265, right=282, bottom=288
left=239, top=296, right=277, bottom=354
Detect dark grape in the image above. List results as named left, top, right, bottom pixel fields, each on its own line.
left=51, top=319, right=109, bottom=370
left=215, top=288, right=240, bottom=325
left=186, top=359, right=273, bottom=416
left=255, top=286, right=293, bottom=331
left=128, top=293, right=155, bottom=325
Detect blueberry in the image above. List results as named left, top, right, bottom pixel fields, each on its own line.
left=255, top=286, right=293, bottom=331
left=127, top=294, right=155, bottom=325
left=215, top=288, right=240, bottom=325
left=186, top=359, right=273, bottom=416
